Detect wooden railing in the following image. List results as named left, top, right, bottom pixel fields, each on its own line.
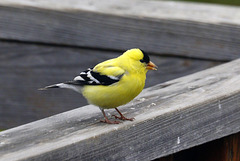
left=1, top=59, right=240, bottom=160
left=0, top=0, right=240, bottom=61
left=0, top=0, right=240, bottom=160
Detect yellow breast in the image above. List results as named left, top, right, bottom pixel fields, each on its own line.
left=81, top=73, right=146, bottom=109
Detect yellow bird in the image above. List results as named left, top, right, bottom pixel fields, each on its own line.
left=40, top=48, right=157, bottom=124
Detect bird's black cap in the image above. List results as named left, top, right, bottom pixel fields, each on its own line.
left=140, top=50, right=150, bottom=64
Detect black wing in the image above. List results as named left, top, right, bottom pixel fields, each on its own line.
left=65, top=68, right=123, bottom=86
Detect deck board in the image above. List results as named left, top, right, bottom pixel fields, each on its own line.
left=0, top=59, right=240, bottom=160
left=0, top=0, right=240, bottom=60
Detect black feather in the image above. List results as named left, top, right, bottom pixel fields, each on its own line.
left=90, top=71, right=122, bottom=85
left=67, top=68, right=123, bottom=86
left=140, top=50, right=150, bottom=64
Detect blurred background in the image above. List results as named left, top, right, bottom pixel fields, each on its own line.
left=0, top=0, right=239, bottom=130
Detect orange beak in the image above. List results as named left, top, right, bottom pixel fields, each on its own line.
left=146, top=61, right=157, bottom=70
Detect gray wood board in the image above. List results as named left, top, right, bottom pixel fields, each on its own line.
left=0, top=0, right=240, bottom=60
left=0, top=41, right=220, bottom=129
left=0, top=59, right=240, bottom=161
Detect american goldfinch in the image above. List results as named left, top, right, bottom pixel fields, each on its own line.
left=39, top=48, right=157, bottom=124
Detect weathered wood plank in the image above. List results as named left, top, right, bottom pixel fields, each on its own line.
left=0, top=41, right=220, bottom=129
left=0, top=59, right=240, bottom=161
left=0, top=0, right=240, bottom=60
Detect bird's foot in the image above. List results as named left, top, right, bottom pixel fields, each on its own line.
left=100, top=119, right=121, bottom=124
left=113, top=115, right=134, bottom=121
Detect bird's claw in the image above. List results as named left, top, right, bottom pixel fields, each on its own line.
left=113, top=115, right=135, bottom=121
left=100, top=119, right=121, bottom=124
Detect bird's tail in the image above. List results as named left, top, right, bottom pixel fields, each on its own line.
left=38, top=82, right=82, bottom=93
left=38, top=83, right=72, bottom=90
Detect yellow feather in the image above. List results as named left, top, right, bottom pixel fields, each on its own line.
left=81, top=48, right=148, bottom=109
left=40, top=48, right=157, bottom=123
left=93, top=61, right=125, bottom=77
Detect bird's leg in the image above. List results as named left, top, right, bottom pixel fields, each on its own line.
left=113, top=108, right=134, bottom=121
left=99, top=108, right=120, bottom=124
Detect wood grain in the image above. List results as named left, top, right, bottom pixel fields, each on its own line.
left=224, top=132, right=240, bottom=161
left=0, top=41, right=220, bottom=129
left=0, top=0, right=240, bottom=60
left=0, top=59, right=240, bottom=161
left=156, top=132, right=240, bottom=161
